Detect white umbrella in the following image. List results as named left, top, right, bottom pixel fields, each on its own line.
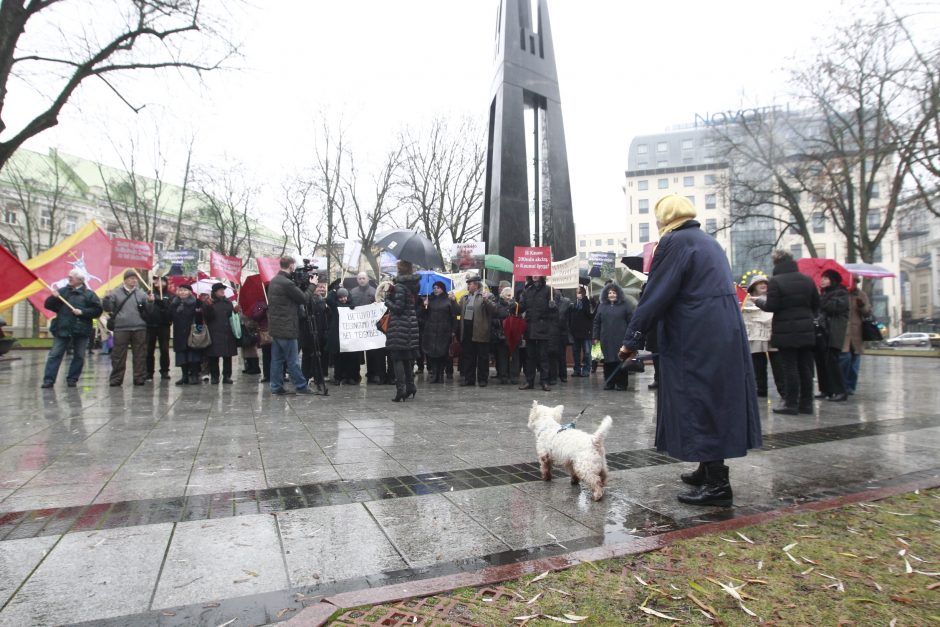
left=192, top=279, right=235, bottom=298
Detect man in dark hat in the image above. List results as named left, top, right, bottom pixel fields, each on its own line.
left=457, top=276, right=497, bottom=386
left=102, top=269, right=152, bottom=386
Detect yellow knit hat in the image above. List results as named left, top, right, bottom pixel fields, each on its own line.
left=654, top=194, right=697, bottom=236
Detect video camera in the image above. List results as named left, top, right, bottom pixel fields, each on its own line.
left=291, top=259, right=319, bottom=290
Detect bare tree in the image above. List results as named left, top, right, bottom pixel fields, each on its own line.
left=171, top=135, right=196, bottom=248
left=0, top=0, right=238, bottom=170
left=279, top=175, right=320, bottom=256
left=97, top=137, right=163, bottom=243
left=310, top=117, right=347, bottom=277
left=193, top=164, right=256, bottom=263
left=0, top=149, right=70, bottom=257
left=343, top=145, right=404, bottom=276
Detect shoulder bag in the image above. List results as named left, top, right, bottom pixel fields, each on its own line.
left=106, top=290, right=135, bottom=332
left=188, top=322, right=211, bottom=349
left=230, top=311, right=242, bottom=340
left=861, top=317, right=882, bottom=342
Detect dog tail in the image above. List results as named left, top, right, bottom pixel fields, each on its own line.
left=593, top=416, right=612, bottom=443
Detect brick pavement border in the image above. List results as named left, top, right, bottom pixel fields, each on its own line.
left=285, top=473, right=940, bottom=626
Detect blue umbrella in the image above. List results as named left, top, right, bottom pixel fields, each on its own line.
left=416, top=271, right=452, bottom=295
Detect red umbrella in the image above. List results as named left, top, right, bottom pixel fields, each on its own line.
left=502, top=303, right=527, bottom=353
left=239, top=274, right=267, bottom=315
left=796, top=258, right=854, bottom=290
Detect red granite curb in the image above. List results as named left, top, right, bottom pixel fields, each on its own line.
left=285, top=475, right=940, bottom=627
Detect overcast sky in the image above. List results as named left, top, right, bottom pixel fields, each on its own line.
left=13, top=0, right=940, bottom=236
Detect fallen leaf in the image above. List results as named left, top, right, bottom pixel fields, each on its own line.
left=785, top=551, right=800, bottom=564
left=915, top=571, right=940, bottom=577
left=637, top=606, right=681, bottom=621
left=736, top=531, right=755, bottom=544
left=634, top=574, right=648, bottom=586
left=689, top=580, right=710, bottom=597
left=548, top=588, right=573, bottom=597
left=161, top=611, right=176, bottom=616
left=890, top=595, right=914, bottom=604
left=513, top=615, right=540, bottom=622
left=783, top=542, right=798, bottom=552
left=802, top=556, right=818, bottom=565
left=528, top=571, right=549, bottom=585
left=216, top=619, right=236, bottom=627
left=563, top=614, right=589, bottom=621
left=904, top=558, right=913, bottom=574
left=801, top=566, right=816, bottom=575
left=526, top=592, right=542, bottom=605
left=745, top=579, right=768, bottom=585
left=242, top=569, right=259, bottom=577
left=203, top=603, right=220, bottom=608
left=543, top=615, right=579, bottom=624
left=847, top=598, right=886, bottom=605
left=889, top=619, right=897, bottom=627
left=839, top=552, right=859, bottom=558
left=927, top=582, right=940, bottom=591
left=757, top=560, right=763, bottom=570
left=687, top=592, right=718, bottom=617
left=720, top=536, right=739, bottom=543
left=275, top=608, right=294, bottom=619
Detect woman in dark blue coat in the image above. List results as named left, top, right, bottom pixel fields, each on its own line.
left=619, top=195, right=761, bottom=507
left=592, top=283, right=633, bottom=390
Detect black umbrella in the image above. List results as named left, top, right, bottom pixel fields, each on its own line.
left=620, top=255, right=644, bottom=272
left=374, top=230, right=444, bottom=270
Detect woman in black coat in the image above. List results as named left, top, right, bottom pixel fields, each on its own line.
left=420, top=281, right=457, bottom=384
left=325, top=287, right=362, bottom=385
left=814, top=270, right=849, bottom=401
left=202, top=283, right=238, bottom=384
left=592, top=283, right=633, bottom=390
left=620, top=195, right=762, bottom=507
left=756, top=250, right=820, bottom=414
left=569, top=286, right=595, bottom=377
left=385, top=260, right=421, bottom=401
left=518, top=276, right=555, bottom=390
left=169, top=284, right=204, bottom=385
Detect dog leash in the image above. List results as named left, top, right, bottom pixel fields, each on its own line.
left=557, top=405, right=590, bottom=433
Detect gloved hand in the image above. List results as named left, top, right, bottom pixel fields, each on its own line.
left=328, top=277, right=342, bottom=291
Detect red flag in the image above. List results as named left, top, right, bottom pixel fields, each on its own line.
left=0, top=222, right=123, bottom=317
left=0, top=244, right=39, bottom=304
left=255, top=256, right=281, bottom=282
left=736, top=284, right=748, bottom=306
left=209, top=251, right=243, bottom=284
left=111, top=238, right=154, bottom=268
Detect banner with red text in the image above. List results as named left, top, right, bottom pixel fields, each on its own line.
left=210, top=251, right=243, bottom=284
left=110, top=238, right=154, bottom=268
left=513, top=246, right=552, bottom=276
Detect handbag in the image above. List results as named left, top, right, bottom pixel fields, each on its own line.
left=258, top=329, right=272, bottom=346
left=861, top=317, right=882, bottom=342
left=230, top=312, right=242, bottom=340
left=448, top=335, right=462, bottom=359
left=376, top=310, right=391, bottom=334
left=187, top=322, right=211, bottom=349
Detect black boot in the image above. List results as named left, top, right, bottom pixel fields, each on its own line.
left=677, top=464, right=733, bottom=507
left=175, top=367, right=189, bottom=386
left=188, top=363, right=202, bottom=384
left=680, top=462, right=706, bottom=486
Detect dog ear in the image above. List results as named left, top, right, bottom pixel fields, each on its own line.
left=552, top=405, right=565, bottom=422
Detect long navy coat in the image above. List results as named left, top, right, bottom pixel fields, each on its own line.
left=622, top=220, right=762, bottom=462
left=592, top=284, right=633, bottom=362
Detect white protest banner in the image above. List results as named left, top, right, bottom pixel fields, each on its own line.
left=338, top=301, right=387, bottom=352
left=341, top=240, right=362, bottom=269
left=547, top=255, right=579, bottom=288
left=446, top=273, right=468, bottom=294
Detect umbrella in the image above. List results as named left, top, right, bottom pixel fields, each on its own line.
left=843, top=262, right=896, bottom=278
left=375, top=230, right=444, bottom=269
left=484, top=254, right=514, bottom=273
left=192, top=278, right=235, bottom=299
left=416, top=270, right=452, bottom=295
left=621, top=255, right=644, bottom=272
left=502, top=302, right=527, bottom=353
left=796, top=258, right=854, bottom=290
left=238, top=274, right=267, bottom=315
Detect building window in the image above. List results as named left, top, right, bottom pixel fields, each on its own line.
left=638, top=199, right=649, bottom=214
left=657, top=160, right=668, bottom=167
left=704, top=174, right=716, bottom=185
left=637, top=158, right=648, bottom=167
left=683, top=176, right=694, bottom=187
left=579, top=240, right=586, bottom=247
left=685, top=195, right=695, bottom=206
left=607, top=238, right=614, bottom=245
left=579, top=252, right=586, bottom=260
left=154, top=239, right=165, bottom=253
left=595, top=239, right=601, bottom=246
left=637, top=144, right=648, bottom=155
left=656, top=142, right=668, bottom=152
left=790, top=244, right=802, bottom=259
left=681, top=138, right=693, bottom=150
left=869, top=182, right=880, bottom=199
left=40, top=209, right=52, bottom=230
left=639, top=223, right=649, bottom=243
left=872, top=244, right=883, bottom=263
left=812, top=211, right=825, bottom=233
left=657, top=178, right=669, bottom=189
left=867, top=210, right=881, bottom=230
left=705, top=218, right=717, bottom=234
left=64, top=215, right=77, bottom=234
left=637, top=180, right=648, bottom=191
left=705, top=194, right=717, bottom=209
left=3, top=206, right=17, bottom=225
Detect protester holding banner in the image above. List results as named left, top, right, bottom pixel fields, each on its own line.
left=385, top=260, right=421, bottom=401
left=518, top=276, right=555, bottom=391
left=325, top=286, right=362, bottom=384
left=103, top=270, right=152, bottom=387
left=267, top=258, right=315, bottom=395
left=169, top=284, right=204, bottom=385
left=457, top=276, right=498, bottom=387
left=203, top=283, right=239, bottom=384
left=40, top=269, right=103, bottom=388
left=145, top=275, right=173, bottom=381
left=350, top=272, right=384, bottom=385
left=569, top=286, right=595, bottom=378
left=593, top=283, right=634, bottom=391
left=420, top=281, right=458, bottom=384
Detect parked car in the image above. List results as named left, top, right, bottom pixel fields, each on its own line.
left=884, top=332, right=931, bottom=347
left=929, top=333, right=940, bottom=347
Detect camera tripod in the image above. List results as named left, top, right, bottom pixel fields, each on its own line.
left=300, top=301, right=329, bottom=396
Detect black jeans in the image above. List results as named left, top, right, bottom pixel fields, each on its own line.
left=392, top=358, right=416, bottom=396
left=208, top=356, right=232, bottom=381
left=777, top=347, right=815, bottom=410
left=814, top=346, right=846, bottom=396
left=548, top=338, right=569, bottom=382
left=146, top=325, right=171, bottom=376
left=752, top=352, right=786, bottom=396
left=460, top=321, right=490, bottom=383
left=525, top=338, right=551, bottom=385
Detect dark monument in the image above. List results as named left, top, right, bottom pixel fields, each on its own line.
left=483, top=0, right=576, bottom=267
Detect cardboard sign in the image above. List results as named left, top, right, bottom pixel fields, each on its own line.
left=110, top=238, right=153, bottom=268
left=338, top=301, right=387, bottom=352
left=547, top=255, right=579, bottom=288
left=210, top=251, right=243, bottom=284
left=588, top=252, right=616, bottom=279
left=513, top=246, right=552, bottom=276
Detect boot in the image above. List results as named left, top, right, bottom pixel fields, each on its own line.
left=677, top=464, right=733, bottom=507
left=680, top=462, right=706, bottom=486
left=188, top=363, right=202, bottom=384
left=175, top=367, right=189, bottom=386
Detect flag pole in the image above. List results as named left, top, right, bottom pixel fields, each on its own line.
left=36, top=277, right=74, bottom=309
left=132, top=269, right=152, bottom=293
left=261, top=280, right=268, bottom=304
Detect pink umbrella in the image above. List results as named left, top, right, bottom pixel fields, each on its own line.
left=843, top=262, right=896, bottom=278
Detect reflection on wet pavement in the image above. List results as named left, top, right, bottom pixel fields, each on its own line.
left=0, top=352, right=937, bottom=625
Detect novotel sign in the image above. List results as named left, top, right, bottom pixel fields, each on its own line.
left=694, top=104, right=791, bottom=128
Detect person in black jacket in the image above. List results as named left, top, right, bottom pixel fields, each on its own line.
left=145, top=275, right=172, bottom=381
left=421, top=281, right=457, bottom=384
left=267, top=257, right=315, bottom=395
left=755, top=249, right=820, bottom=415
left=548, top=290, right=572, bottom=384
left=385, top=260, right=422, bottom=401
left=593, top=283, right=634, bottom=390
left=325, top=286, right=361, bottom=384
left=169, top=284, right=204, bottom=385
left=203, top=283, right=239, bottom=384
left=814, top=270, right=849, bottom=401
left=569, top=286, right=595, bottom=377
left=518, top=276, right=555, bottom=391
left=41, top=268, right=103, bottom=388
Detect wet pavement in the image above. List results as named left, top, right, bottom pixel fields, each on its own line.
left=0, top=352, right=938, bottom=626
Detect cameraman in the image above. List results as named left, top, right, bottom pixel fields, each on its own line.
left=267, top=257, right=314, bottom=395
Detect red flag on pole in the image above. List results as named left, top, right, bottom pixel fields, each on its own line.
left=210, top=251, right=243, bottom=284
left=0, top=244, right=39, bottom=304
left=255, top=256, right=281, bottom=283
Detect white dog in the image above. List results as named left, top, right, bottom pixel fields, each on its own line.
left=527, top=401, right=612, bottom=501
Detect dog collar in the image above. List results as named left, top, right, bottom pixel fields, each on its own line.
left=557, top=422, right=576, bottom=433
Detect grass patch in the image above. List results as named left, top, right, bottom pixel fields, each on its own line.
left=333, top=488, right=940, bottom=625
left=9, top=337, right=52, bottom=349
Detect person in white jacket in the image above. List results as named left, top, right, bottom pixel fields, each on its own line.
left=742, top=275, right=783, bottom=398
